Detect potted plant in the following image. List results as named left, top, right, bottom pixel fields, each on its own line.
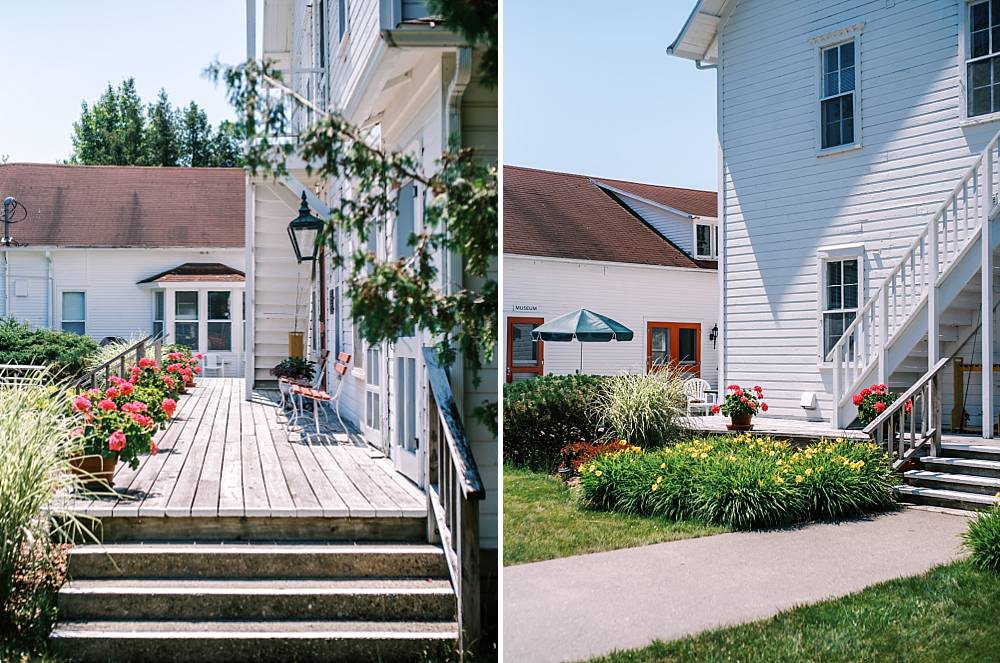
left=67, top=383, right=163, bottom=489
left=853, top=383, right=909, bottom=424
left=271, top=357, right=315, bottom=383
left=713, top=384, right=768, bottom=431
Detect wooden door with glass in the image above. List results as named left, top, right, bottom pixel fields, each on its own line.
left=646, top=322, right=701, bottom=377
left=506, top=317, right=544, bottom=383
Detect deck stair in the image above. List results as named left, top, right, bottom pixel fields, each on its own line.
left=895, top=441, right=1000, bottom=510
left=50, top=541, right=459, bottom=662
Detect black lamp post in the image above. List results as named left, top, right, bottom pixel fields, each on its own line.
left=287, top=191, right=323, bottom=263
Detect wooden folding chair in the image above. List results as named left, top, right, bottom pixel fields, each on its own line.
left=291, top=352, right=352, bottom=436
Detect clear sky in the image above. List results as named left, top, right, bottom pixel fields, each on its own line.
left=503, top=1, right=718, bottom=191
left=0, top=1, right=259, bottom=164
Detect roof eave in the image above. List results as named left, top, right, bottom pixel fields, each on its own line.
left=667, top=0, right=725, bottom=66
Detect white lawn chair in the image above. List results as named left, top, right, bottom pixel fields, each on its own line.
left=291, top=352, right=352, bottom=436
left=683, top=377, right=716, bottom=416
left=202, top=353, right=226, bottom=377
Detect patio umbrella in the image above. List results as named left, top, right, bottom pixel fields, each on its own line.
left=530, top=308, right=634, bottom=373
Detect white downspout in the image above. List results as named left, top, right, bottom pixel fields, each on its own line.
left=45, top=250, right=53, bottom=328
left=3, top=248, right=8, bottom=319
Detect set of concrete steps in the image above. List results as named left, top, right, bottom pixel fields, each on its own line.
left=50, top=542, right=459, bottom=662
left=895, top=441, right=1000, bottom=511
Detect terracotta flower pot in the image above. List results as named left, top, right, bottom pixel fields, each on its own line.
left=727, top=413, right=753, bottom=431
left=69, top=454, right=118, bottom=489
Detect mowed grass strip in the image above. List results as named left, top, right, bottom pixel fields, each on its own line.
left=586, top=560, right=1000, bottom=663
left=503, top=465, right=727, bottom=565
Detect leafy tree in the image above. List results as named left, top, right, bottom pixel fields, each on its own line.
left=208, top=120, right=244, bottom=167
left=143, top=89, right=181, bottom=167
left=209, top=60, right=497, bottom=428
left=179, top=102, right=213, bottom=167
left=427, top=0, right=497, bottom=87
left=69, top=80, right=241, bottom=168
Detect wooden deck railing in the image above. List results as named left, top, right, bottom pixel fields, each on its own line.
left=422, top=347, right=485, bottom=657
left=863, top=357, right=949, bottom=469
left=73, top=336, right=162, bottom=393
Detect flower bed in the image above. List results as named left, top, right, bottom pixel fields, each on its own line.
left=579, top=435, right=896, bottom=530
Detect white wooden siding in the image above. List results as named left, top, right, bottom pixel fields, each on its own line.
left=251, top=181, right=312, bottom=385
left=611, top=192, right=697, bottom=255
left=719, top=0, right=1000, bottom=420
left=503, top=255, right=720, bottom=386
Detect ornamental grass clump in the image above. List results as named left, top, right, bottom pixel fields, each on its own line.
left=594, top=370, right=686, bottom=448
left=963, top=503, right=1000, bottom=572
left=579, top=435, right=896, bottom=530
left=0, top=373, right=91, bottom=635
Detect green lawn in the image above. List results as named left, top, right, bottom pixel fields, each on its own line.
left=586, top=560, right=1000, bottom=663
left=503, top=465, right=728, bottom=565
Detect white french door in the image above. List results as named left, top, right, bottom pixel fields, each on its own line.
left=363, top=344, right=385, bottom=451
left=392, top=337, right=423, bottom=483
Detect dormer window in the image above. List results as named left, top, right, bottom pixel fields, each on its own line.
left=694, top=222, right=718, bottom=260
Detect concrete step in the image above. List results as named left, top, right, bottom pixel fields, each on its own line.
left=921, top=456, right=1000, bottom=478
left=940, top=442, right=1000, bottom=461
left=904, top=470, right=1000, bottom=496
left=49, top=620, right=459, bottom=662
left=894, top=484, right=999, bottom=511
left=58, top=578, right=455, bottom=622
left=67, top=543, right=448, bottom=580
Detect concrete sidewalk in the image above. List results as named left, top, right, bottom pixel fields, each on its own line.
left=503, top=508, right=971, bottom=662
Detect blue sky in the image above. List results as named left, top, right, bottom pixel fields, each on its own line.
left=503, top=1, right=717, bottom=191
left=1, top=1, right=259, bottom=164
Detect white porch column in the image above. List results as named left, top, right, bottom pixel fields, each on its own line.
left=983, top=201, right=995, bottom=440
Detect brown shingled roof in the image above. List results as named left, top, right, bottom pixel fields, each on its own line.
left=503, top=165, right=716, bottom=269
left=0, top=163, right=244, bottom=248
left=137, top=262, right=245, bottom=284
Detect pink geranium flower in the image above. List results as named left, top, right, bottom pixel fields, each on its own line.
left=161, top=398, right=177, bottom=418
left=97, top=399, right=117, bottom=412
left=138, top=357, right=158, bottom=369
left=105, top=387, right=119, bottom=399
left=108, top=430, right=127, bottom=452
left=71, top=395, right=92, bottom=412
left=150, top=440, right=159, bottom=455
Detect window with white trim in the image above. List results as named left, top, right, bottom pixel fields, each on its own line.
left=153, top=291, right=164, bottom=338
left=967, top=0, right=1000, bottom=117
left=207, top=291, right=232, bottom=351
left=820, top=41, right=856, bottom=149
left=694, top=223, right=718, bottom=260
left=822, top=258, right=859, bottom=356
left=338, top=0, right=349, bottom=41
left=61, top=292, right=85, bottom=335
left=174, top=291, right=199, bottom=349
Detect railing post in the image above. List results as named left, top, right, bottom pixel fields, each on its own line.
left=984, top=146, right=995, bottom=439
left=833, top=346, right=842, bottom=428
left=878, top=289, right=888, bottom=384
left=458, top=495, right=481, bottom=659
left=931, top=373, right=942, bottom=456
left=154, top=338, right=162, bottom=366
left=928, top=215, right=939, bottom=370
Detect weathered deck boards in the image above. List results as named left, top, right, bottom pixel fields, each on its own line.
left=65, top=378, right=426, bottom=521
left=683, top=415, right=870, bottom=442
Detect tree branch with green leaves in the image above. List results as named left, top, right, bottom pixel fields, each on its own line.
left=207, top=59, right=497, bottom=431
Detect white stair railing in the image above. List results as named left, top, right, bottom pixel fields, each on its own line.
left=829, top=128, right=1000, bottom=425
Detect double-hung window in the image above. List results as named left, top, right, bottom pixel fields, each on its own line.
left=207, top=291, right=232, bottom=351
left=153, top=291, right=164, bottom=338
left=823, top=259, right=859, bottom=357
left=174, top=291, right=199, bottom=349
left=821, top=41, right=856, bottom=149
left=694, top=222, right=718, bottom=260
left=61, top=292, right=86, bottom=335
left=967, top=0, right=1000, bottom=117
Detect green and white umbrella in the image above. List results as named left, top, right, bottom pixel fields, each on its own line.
left=530, top=308, right=634, bottom=373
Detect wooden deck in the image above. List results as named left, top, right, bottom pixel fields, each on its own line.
left=683, top=415, right=870, bottom=442
left=65, top=378, right=426, bottom=522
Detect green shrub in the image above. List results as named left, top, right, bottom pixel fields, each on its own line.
left=0, top=318, right=97, bottom=379
left=161, top=343, right=192, bottom=356
left=579, top=435, right=896, bottom=530
left=502, top=374, right=606, bottom=471
left=964, top=505, right=1000, bottom=571
left=0, top=373, right=91, bottom=636
left=594, top=369, right=686, bottom=447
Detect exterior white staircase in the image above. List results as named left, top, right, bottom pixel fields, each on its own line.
left=830, top=129, right=1000, bottom=432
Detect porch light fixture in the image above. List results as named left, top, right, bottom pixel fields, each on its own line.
left=709, top=324, right=719, bottom=349
left=287, top=191, right=323, bottom=263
